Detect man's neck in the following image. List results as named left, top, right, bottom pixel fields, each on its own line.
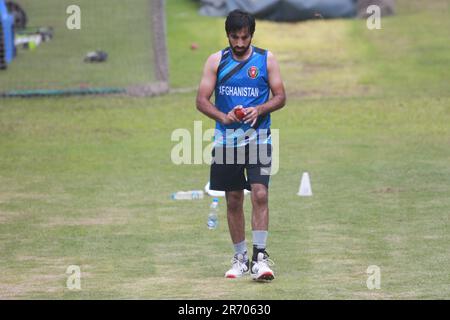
left=232, top=46, right=253, bottom=62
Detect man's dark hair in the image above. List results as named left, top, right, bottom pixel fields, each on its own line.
left=225, top=9, right=256, bottom=36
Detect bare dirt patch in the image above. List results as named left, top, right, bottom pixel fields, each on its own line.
left=0, top=257, right=86, bottom=298
left=43, top=208, right=133, bottom=227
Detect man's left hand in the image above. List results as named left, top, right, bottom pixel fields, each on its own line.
left=243, top=106, right=260, bottom=127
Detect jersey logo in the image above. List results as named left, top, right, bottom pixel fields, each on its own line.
left=247, top=66, right=259, bottom=79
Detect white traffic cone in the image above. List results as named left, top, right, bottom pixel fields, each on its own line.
left=297, top=172, right=313, bottom=196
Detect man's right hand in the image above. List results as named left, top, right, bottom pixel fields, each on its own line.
left=222, top=106, right=243, bottom=125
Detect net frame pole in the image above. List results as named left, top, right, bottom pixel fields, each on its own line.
left=151, top=0, right=169, bottom=84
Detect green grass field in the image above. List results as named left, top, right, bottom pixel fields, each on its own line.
left=0, top=0, right=449, bottom=299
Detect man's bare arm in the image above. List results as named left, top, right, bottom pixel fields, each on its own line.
left=196, top=52, right=240, bottom=125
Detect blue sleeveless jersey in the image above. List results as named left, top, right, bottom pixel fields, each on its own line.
left=214, top=46, right=271, bottom=147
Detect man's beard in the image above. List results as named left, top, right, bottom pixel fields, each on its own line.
left=230, top=43, right=251, bottom=57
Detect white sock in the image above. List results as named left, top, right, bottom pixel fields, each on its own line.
left=233, top=240, right=248, bottom=260
left=252, top=230, right=268, bottom=250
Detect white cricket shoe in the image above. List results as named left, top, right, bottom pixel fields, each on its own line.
left=224, top=253, right=249, bottom=278
left=251, top=251, right=275, bottom=281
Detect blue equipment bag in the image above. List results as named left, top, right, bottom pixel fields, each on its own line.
left=0, top=0, right=15, bottom=69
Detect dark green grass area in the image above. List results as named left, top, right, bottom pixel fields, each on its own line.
left=0, top=0, right=155, bottom=91
left=166, top=0, right=223, bottom=89
left=350, top=6, right=450, bottom=97
left=0, top=0, right=449, bottom=299
left=1, top=93, right=448, bottom=299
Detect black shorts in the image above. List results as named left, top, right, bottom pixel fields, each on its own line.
left=210, top=143, right=272, bottom=191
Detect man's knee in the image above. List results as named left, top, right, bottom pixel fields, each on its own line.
left=252, top=186, right=268, bottom=206
left=226, top=191, right=244, bottom=212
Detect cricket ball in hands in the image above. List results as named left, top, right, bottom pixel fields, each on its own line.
left=234, top=108, right=246, bottom=121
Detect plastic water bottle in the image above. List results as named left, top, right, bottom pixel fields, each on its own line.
left=207, top=198, right=219, bottom=230
left=171, top=190, right=204, bottom=200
